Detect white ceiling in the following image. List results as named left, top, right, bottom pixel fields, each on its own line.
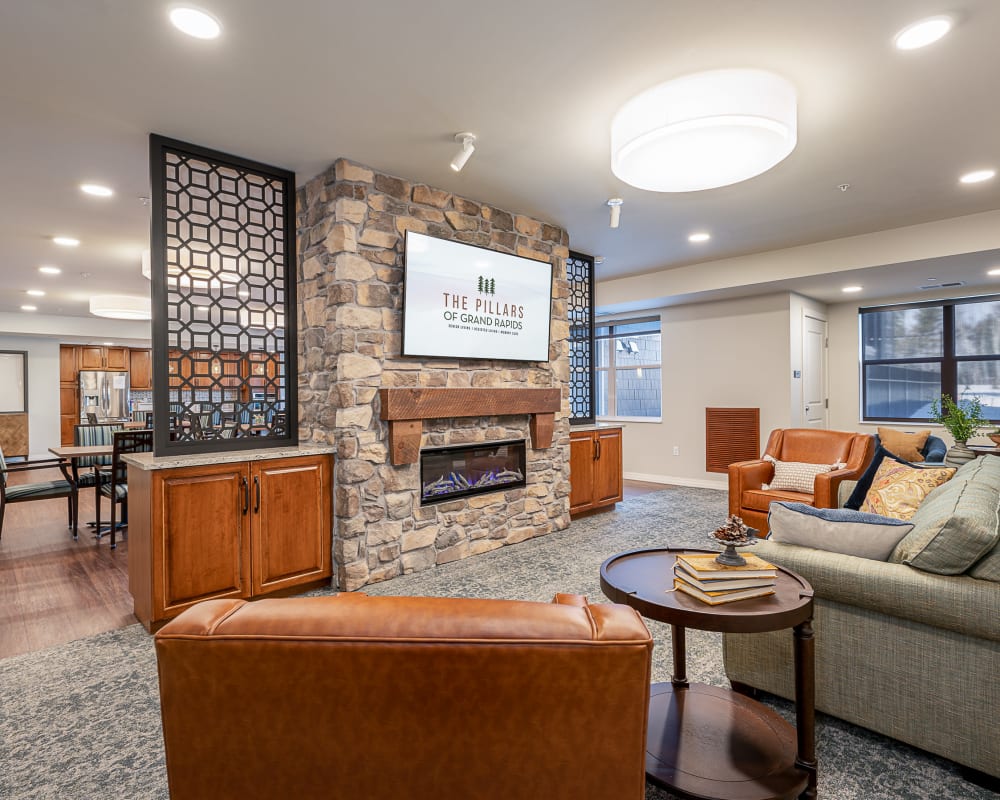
left=1, top=0, right=999, bottom=323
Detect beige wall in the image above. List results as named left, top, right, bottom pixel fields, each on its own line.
left=827, top=286, right=996, bottom=447
left=612, top=293, right=793, bottom=488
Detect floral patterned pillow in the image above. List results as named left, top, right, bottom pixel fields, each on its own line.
left=859, top=459, right=955, bottom=520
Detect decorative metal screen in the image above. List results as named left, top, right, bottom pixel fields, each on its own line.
left=567, top=251, right=595, bottom=424
left=149, top=135, right=297, bottom=455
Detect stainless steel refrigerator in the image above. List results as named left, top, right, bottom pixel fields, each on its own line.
left=79, top=370, right=130, bottom=422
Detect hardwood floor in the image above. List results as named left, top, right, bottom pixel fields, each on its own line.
left=0, top=466, right=133, bottom=659
left=0, top=476, right=674, bottom=660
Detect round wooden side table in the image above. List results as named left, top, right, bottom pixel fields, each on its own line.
left=601, top=547, right=817, bottom=800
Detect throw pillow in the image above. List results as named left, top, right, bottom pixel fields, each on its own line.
left=859, top=459, right=955, bottom=520
left=877, top=427, right=930, bottom=462
left=768, top=501, right=914, bottom=561
left=762, top=455, right=837, bottom=494
left=845, top=446, right=914, bottom=510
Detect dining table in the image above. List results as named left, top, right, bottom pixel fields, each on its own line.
left=48, top=444, right=117, bottom=533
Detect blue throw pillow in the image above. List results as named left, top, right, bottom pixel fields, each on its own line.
left=768, top=501, right=915, bottom=561
left=844, top=446, right=915, bottom=510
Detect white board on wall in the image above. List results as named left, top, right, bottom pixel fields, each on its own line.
left=0, top=352, right=26, bottom=412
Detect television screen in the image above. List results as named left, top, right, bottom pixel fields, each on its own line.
left=402, top=231, right=552, bottom=362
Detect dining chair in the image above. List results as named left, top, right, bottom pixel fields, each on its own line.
left=86, top=412, right=99, bottom=425
left=94, top=430, right=153, bottom=549
left=0, top=445, right=78, bottom=541
left=218, top=419, right=239, bottom=439
left=270, top=412, right=288, bottom=437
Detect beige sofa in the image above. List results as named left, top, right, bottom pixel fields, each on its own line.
left=723, top=456, right=1000, bottom=777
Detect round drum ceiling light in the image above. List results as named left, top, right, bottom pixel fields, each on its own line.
left=169, top=7, right=222, bottom=39
left=611, top=69, right=798, bottom=192
left=89, top=294, right=152, bottom=320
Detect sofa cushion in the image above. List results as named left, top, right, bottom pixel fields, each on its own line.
left=762, top=455, right=838, bottom=493
left=845, top=446, right=914, bottom=510
left=877, top=427, right=930, bottom=462
left=742, top=488, right=813, bottom=512
left=890, top=456, right=1000, bottom=576
left=768, top=502, right=913, bottom=561
left=859, top=459, right=954, bottom=520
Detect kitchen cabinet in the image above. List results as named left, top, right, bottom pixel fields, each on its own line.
left=77, top=345, right=128, bottom=371
left=569, top=426, right=623, bottom=517
left=59, top=345, right=78, bottom=383
left=129, top=349, right=152, bottom=390
left=128, top=451, right=333, bottom=630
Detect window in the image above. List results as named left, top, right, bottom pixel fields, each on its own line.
left=596, top=317, right=661, bottom=418
left=860, top=295, right=1000, bottom=422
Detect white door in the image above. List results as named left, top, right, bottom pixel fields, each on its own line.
left=802, top=314, right=828, bottom=428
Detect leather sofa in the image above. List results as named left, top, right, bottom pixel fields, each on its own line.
left=155, top=593, right=654, bottom=800
left=729, top=428, right=874, bottom=535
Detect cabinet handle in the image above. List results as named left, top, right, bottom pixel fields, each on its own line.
left=253, top=475, right=261, bottom=514
left=594, top=438, right=601, bottom=461
left=240, top=476, right=249, bottom=515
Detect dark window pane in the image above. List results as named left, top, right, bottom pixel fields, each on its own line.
left=864, top=363, right=940, bottom=419
left=955, top=301, right=1000, bottom=356
left=614, top=367, right=661, bottom=417
left=862, top=308, right=943, bottom=359
left=957, top=360, right=1000, bottom=419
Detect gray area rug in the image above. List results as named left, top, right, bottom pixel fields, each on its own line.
left=1, top=487, right=993, bottom=799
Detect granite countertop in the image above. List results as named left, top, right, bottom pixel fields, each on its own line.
left=569, top=422, right=625, bottom=432
left=123, top=443, right=336, bottom=471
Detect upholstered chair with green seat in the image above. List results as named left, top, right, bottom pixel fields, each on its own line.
left=71, top=423, right=122, bottom=490
left=0, top=445, right=79, bottom=540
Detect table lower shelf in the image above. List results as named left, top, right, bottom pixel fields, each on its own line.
left=646, top=682, right=810, bottom=800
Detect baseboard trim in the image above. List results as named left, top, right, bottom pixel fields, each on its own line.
left=624, top=471, right=726, bottom=491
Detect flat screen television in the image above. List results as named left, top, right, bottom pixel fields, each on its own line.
left=401, top=231, right=553, bottom=362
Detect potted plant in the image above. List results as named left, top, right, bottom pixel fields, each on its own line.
left=929, top=394, right=987, bottom=466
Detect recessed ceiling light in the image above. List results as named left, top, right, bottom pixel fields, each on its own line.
left=38, top=266, right=62, bottom=275
left=688, top=232, right=711, bottom=243
left=894, top=16, right=952, bottom=50
left=988, top=267, right=1000, bottom=276
left=959, top=169, right=996, bottom=184
left=169, top=7, right=222, bottom=39
left=53, top=236, right=80, bottom=247
left=842, top=285, right=863, bottom=293
left=20, top=305, right=37, bottom=312
left=103, top=341, right=114, bottom=346
left=80, top=183, right=113, bottom=197
left=26, top=289, right=45, bottom=297
left=594, top=256, right=606, bottom=265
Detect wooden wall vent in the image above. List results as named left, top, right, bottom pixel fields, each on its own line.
left=705, top=408, right=760, bottom=474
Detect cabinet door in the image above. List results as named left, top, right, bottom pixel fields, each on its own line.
left=129, top=349, right=152, bottom=390
left=59, top=385, right=78, bottom=417
left=250, top=455, right=332, bottom=595
left=153, top=464, right=251, bottom=617
left=60, top=415, right=77, bottom=447
left=594, top=428, right=623, bottom=505
left=105, top=347, right=128, bottom=370
left=59, top=345, right=78, bottom=383
left=569, top=431, right=596, bottom=514
left=79, top=346, right=104, bottom=370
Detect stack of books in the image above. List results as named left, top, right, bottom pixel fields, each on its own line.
left=673, top=553, right=778, bottom=605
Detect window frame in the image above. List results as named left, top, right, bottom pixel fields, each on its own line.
left=859, top=294, right=1000, bottom=423
left=595, top=316, right=662, bottom=421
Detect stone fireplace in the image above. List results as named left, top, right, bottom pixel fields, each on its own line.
left=296, top=159, right=571, bottom=590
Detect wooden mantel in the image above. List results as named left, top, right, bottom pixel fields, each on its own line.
left=378, top=388, right=561, bottom=465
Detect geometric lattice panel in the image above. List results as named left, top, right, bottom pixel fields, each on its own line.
left=567, top=251, right=595, bottom=424
left=150, top=135, right=297, bottom=454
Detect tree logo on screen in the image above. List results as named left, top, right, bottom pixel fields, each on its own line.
left=477, top=276, right=496, bottom=295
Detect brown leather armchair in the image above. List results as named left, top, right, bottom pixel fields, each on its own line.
left=155, top=593, right=653, bottom=800
left=728, top=428, right=874, bottom=535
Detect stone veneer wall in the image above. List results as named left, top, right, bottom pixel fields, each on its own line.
left=296, top=159, right=571, bottom=590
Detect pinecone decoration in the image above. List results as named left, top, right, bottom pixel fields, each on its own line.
left=713, top=515, right=751, bottom=544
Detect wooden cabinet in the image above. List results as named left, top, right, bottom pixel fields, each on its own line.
left=128, top=349, right=152, bottom=390
left=77, top=345, right=128, bottom=371
left=105, top=347, right=128, bottom=370
left=60, top=345, right=81, bottom=445
left=569, top=426, right=623, bottom=517
left=128, top=452, right=333, bottom=630
left=59, top=345, right=78, bottom=382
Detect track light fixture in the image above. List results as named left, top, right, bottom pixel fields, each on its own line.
left=607, top=198, right=624, bottom=228
left=450, top=132, right=476, bottom=172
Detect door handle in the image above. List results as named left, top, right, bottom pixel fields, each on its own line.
left=253, top=475, right=261, bottom=514
left=594, top=438, right=601, bottom=461
left=240, top=476, right=249, bottom=515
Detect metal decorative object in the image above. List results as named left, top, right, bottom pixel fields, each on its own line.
left=149, top=135, right=297, bottom=455
left=710, top=515, right=758, bottom=566
left=567, top=251, right=595, bottom=424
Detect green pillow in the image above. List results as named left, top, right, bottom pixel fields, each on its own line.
left=890, top=457, right=1000, bottom=575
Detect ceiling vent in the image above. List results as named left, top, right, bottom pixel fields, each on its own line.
left=919, top=281, right=965, bottom=290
